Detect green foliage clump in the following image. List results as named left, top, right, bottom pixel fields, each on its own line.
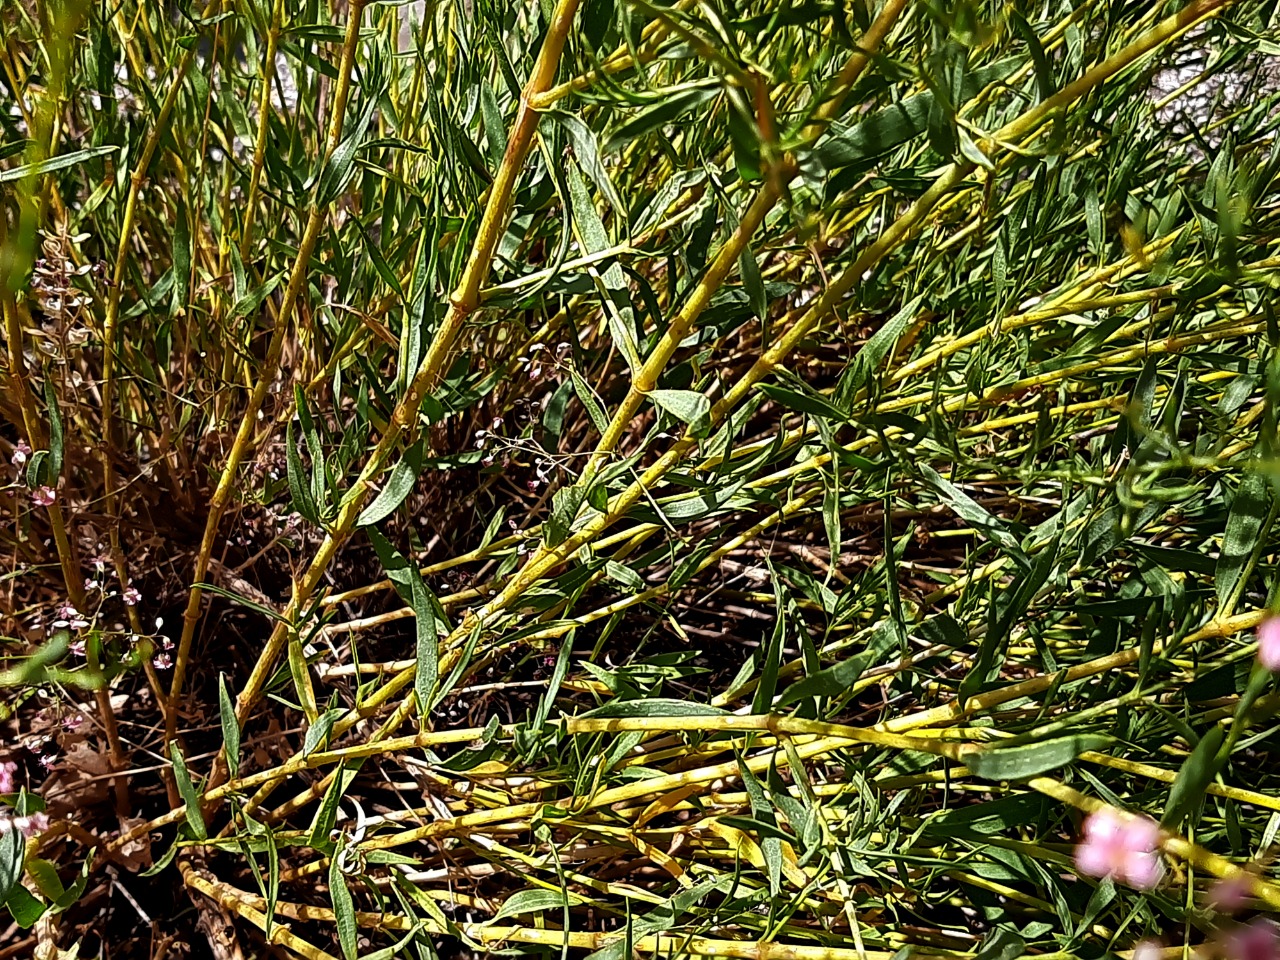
left=2, top=0, right=1280, bottom=957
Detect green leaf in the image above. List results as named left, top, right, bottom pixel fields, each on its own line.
left=357, top=439, right=424, bottom=527
left=566, top=157, right=641, bottom=375
left=492, top=888, right=579, bottom=923
left=757, top=382, right=849, bottom=422
left=580, top=699, right=727, bottom=719
left=25, top=859, right=64, bottom=902
left=366, top=529, right=439, bottom=713
left=303, top=707, right=343, bottom=757
left=973, top=929, right=1026, bottom=960
left=170, top=197, right=192, bottom=314
left=1216, top=472, right=1270, bottom=612
left=480, top=79, right=507, bottom=171
left=329, top=845, right=358, bottom=960
left=1008, top=11, right=1055, bottom=103
left=551, top=110, right=625, bottom=218
left=308, top=762, right=361, bottom=849
left=0, top=145, right=117, bottom=183
left=286, top=412, right=320, bottom=525
left=230, top=273, right=282, bottom=319
left=219, top=673, right=241, bottom=778
left=4, top=885, right=45, bottom=927
left=546, top=484, right=586, bottom=547
left=192, top=582, right=288, bottom=624
left=362, top=924, right=424, bottom=960
left=603, top=86, right=720, bottom=153
left=294, top=384, right=327, bottom=511
left=604, top=560, right=645, bottom=591
left=751, top=575, right=786, bottom=714
left=966, top=734, right=1111, bottom=781
left=775, top=621, right=899, bottom=708
left=316, top=94, right=378, bottom=205
left=812, top=59, right=1017, bottom=171
left=1162, top=726, right=1226, bottom=828
left=648, top=389, right=711, bottom=438
left=24, top=449, right=49, bottom=490
left=42, top=376, right=63, bottom=480
left=0, top=827, right=24, bottom=906
left=918, top=463, right=1027, bottom=568
left=839, top=294, right=925, bottom=402
left=571, top=370, right=610, bottom=436
left=169, top=742, right=207, bottom=841
left=740, top=245, right=767, bottom=322
left=957, top=128, right=994, bottom=171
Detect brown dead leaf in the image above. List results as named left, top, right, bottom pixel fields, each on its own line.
left=114, top=816, right=154, bottom=873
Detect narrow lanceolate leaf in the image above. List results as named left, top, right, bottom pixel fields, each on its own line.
left=170, top=742, right=207, bottom=840
left=919, top=463, right=1028, bottom=568
left=812, top=59, right=1018, bottom=170
left=1162, top=726, right=1227, bottom=829
left=1215, top=472, right=1270, bottom=612
left=286, top=414, right=320, bottom=525
left=0, top=144, right=117, bottom=183
left=776, top=621, right=900, bottom=708
left=648, top=389, right=711, bottom=438
left=566, top=157, right=642, bottom=375
left=357, top=438, right=424, bottom=526
left=42, top=375, right=64, bottom=479
left=366, top=529, right=440, bottom=714
left=551, top=110, right=625, bottom=219
left=218, top=673, right=241, bottom=778
left=0, top=827, right=24, bottom=906
left=329, top=844, right=358, bottom=960
left=966, top=735, right=1112, bottom=781
left=840, top=294, right=926, bottom=402
left=316, top=94, right=379, bottom=205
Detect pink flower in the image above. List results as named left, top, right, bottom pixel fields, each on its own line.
left=1258, top=617, right=1280, bottom=672
left=153, top=652, right=172, bottom=670
left=12, top=813, right=48, bottom=837
left=0, top=761, right=16, bottom=794
left=11, top=440, right=31, bottom=466
left=31, top=485, right=56, bottom=506
left=1223, top=919, right=1280, bottom=960
left=52, top=603, right=89, bottom=631
left=122, top=586, right=141, bottom=606
left=1075, top=807, right=1164, bottom=890
left=1208, top=872, right=1253, bottom=913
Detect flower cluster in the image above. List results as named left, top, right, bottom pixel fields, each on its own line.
left=29, top=231, right=100, bottom=353
left=0, top=812, right=48, bottom=837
